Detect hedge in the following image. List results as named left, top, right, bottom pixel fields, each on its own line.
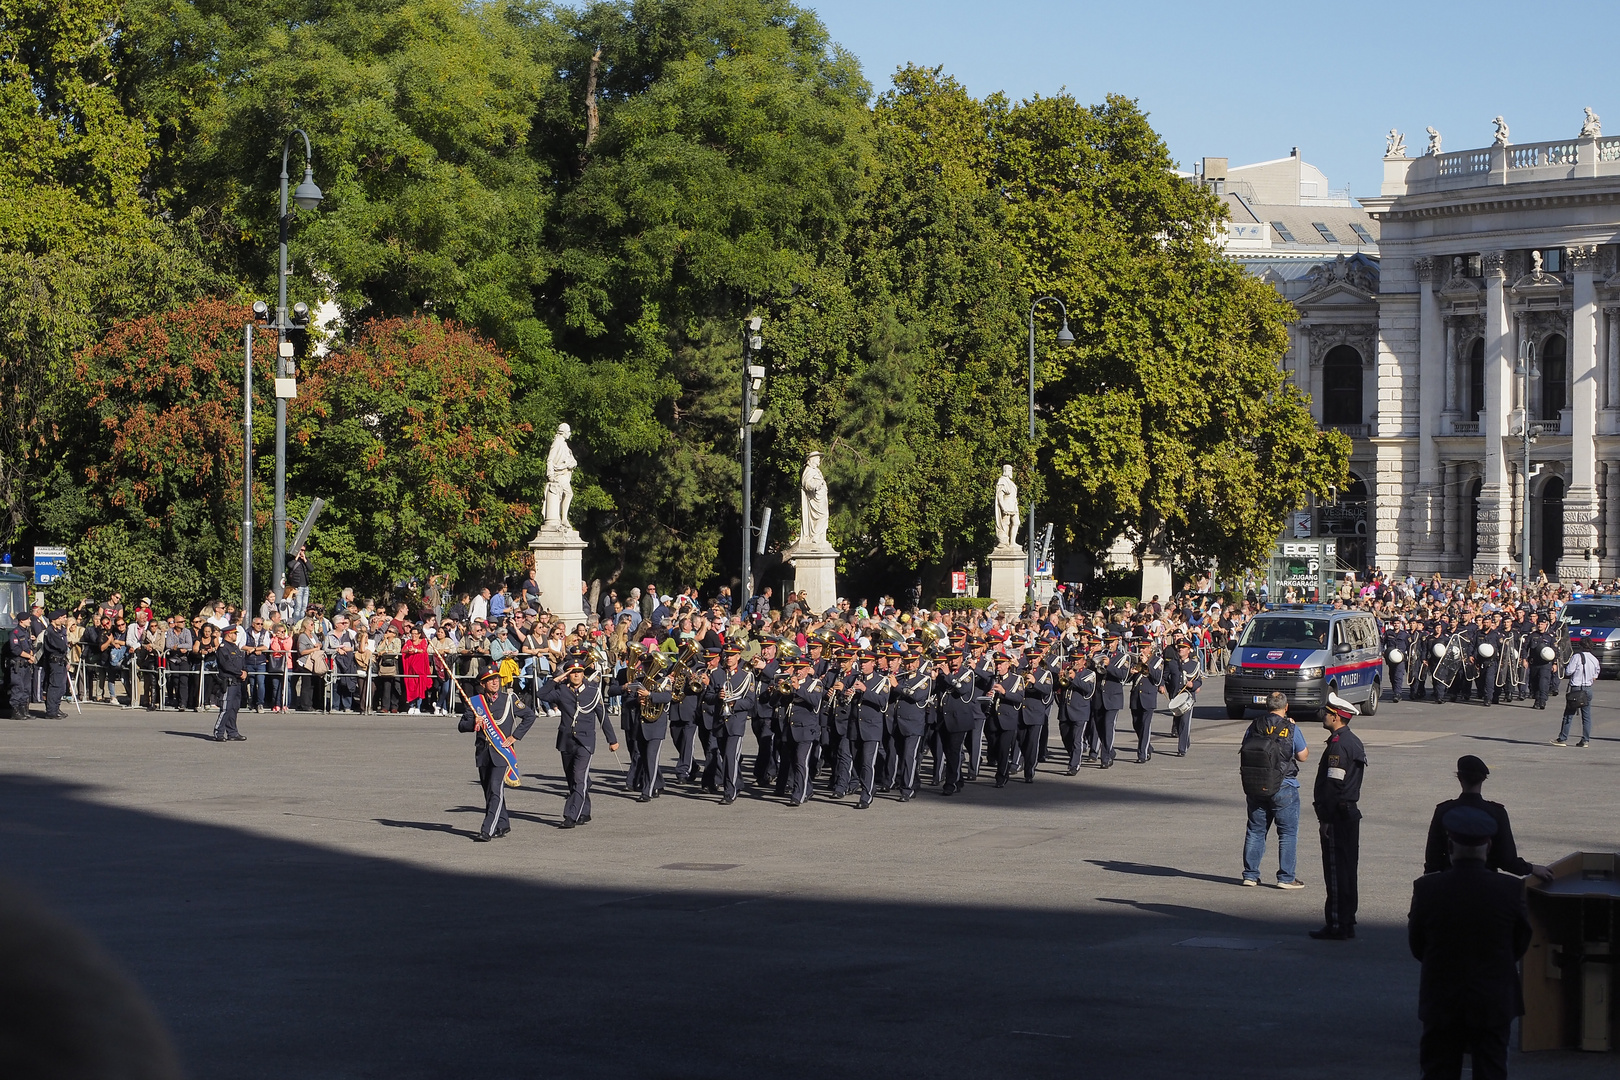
left=932, top=597, right=996, bottom=612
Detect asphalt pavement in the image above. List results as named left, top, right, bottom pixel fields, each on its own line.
left=2, top=677, right=1616, bottom=1078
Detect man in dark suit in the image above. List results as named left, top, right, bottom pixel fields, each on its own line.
left=937, top=650, right=977, bottom=795
left=783, top=655, right=824, bottom=806
left=704, top=644, right=757, bottom=805
left=987, top=650, right=1024, bottom=788
left=848, top=648, right=889, bottom=808
left=1408, top=806, right=1532, bottom=1080
left=458, top=668, right=539, bottom=839
left=211, top=631, right=248, bottom=741
left=1423, top=755, right=1554, bottom=880
left=889, top=645, right=930, bottom=801
left=1129, top=638, right=1162, bottom=763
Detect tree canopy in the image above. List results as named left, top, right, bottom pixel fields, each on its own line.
left=1, top=0, right=1347, bottom=608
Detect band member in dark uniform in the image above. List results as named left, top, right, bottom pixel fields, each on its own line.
left=536, top=654, right=615, bottom=829
left=783, top=655, right=824, bottom=807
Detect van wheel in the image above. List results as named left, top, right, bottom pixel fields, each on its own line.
left=1225, top=702, right=1247, bottom=719
left=1361, top=679, right=1379, bottom=715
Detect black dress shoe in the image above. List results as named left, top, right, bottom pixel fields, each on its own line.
left=719, top=796, right=735, bottom=805
left=558, top=819, right=577, bottom=829
left=854, top=801, right=871, bottom=810
left=1308, top=927, right=1350, bottom=940
left=580, top=814, right=592, bottom=823
left=994, top=778, right=1007, bottom=788
left=494, top=828, right=510, bottom=838
left=899, top=792, right=913, bottom=802
left=941, top=784, right=956, bottom=795
left=636, top=794, right=651, bottom=803
left=229, top=734, right=247, bottom=741
left=1023, top=776, right=1034, bottom=784
left=472, top=833, right=493, bottom=842
left=214, top=733, right=227, bottom=742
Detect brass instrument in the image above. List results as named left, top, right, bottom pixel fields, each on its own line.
left=720, top=670, right=755, bottom=720
left=876, top=620, right=908, bottom=647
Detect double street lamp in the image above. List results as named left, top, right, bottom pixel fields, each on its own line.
left=1028, top=296, right=1075, bottom=597
left=269, top=130, right=323, bottom=603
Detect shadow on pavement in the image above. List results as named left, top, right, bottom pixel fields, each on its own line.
left=1086, top=859, right=1238, bottom=886
left=3, top=772, right=1606, bottom=1080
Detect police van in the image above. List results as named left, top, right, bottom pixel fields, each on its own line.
left=1223, top=604, right=1383, bottom=720
left=1564, top=599, right=1620, bottom=678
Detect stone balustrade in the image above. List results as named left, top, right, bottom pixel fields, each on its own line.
left=1383, top=133, right=1620, bottom=196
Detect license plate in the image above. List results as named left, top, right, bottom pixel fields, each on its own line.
left=1253, top=695, right=1269, bottom=704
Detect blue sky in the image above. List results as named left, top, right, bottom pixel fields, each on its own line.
left=805, top=0, right=1618, bottom=202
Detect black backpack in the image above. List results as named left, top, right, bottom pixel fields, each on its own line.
left=1239, top=717, right=1295, bottom=798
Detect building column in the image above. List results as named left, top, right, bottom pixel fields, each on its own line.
left=1473, top=252, right=1512, bottom=576
left=1561, top=246, right=1602, bottom=580
left=1605, top=462, right=1620, bottom=577
left=1510, top=464, right=1524, bottom=563
left=1605, top=306, right=1619, bottom=410
left=1414, top=258, right=1443, bottom=567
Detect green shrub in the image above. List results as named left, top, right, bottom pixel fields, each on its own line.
left=932, top=596, right=995, bottom=612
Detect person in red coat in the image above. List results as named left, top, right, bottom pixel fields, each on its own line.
left=401, top=626, right=432, bottom=715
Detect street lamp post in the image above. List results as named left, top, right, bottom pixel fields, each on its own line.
left=741, top=318, right=765, bottom=606
left=1027, top=296, right=1075, bottom=601
left=271, top=130, right=323, bottom=600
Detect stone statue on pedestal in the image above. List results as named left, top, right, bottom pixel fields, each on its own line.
left=799, top=451, right=830, bottom=548
left=1425, top=127, right=1442, bottom=156
left=994, top=465, right=1022, bottom=549
left=1581, top=107, right=1602, bottom=139
left=542, top=423, right=576, bottom=532
left=1492, top=116, right=1510, bottom=147
left=1384, top=129, right=1406, bottom=158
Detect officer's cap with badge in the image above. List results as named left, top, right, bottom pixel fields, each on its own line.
left=479, top=668, right=503, bottom=689
left=1441, top=805, right=1499, bottom=846
left=1326, top=692, right=1359, bottom=720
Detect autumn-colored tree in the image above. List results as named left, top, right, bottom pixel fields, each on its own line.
left=55, top=298, right=275, bottom=609
left=288, top=316, right=541, bottom=596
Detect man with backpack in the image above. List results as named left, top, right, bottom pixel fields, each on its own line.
left=1239, top=691, right=1309, bottom=888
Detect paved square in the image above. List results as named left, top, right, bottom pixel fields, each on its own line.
left=4, top=680, right=1615, bottom=1078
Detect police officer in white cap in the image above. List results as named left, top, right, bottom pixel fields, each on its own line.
left=1310, top=692, right=1367, bottom=940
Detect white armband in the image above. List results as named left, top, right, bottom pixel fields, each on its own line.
left=1326, top=767, right=1347, bottom=781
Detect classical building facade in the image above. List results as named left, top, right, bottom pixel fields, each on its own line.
left=1211, top=118, right=1620, bottom=580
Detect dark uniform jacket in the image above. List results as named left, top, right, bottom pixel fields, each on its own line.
left=614, top=673, right=673, bottom=741
left=1408, top=860, right=1532, bottom=1026
left=42, top=625, right=69, bottom=669
left=1060, top=665, right=1096, bottom=723
left=537, top=680, right=615, bottom=752
left=705, top=668, right=758, bottom=738
left=892, top=669, right=930, bottom=737
left=1020, top=664, right=1053, bottom=727
left=853, top=671, right=889, bottom=741
left=1423, top=793, right=1535, bottom=876
left=941, top=663, right=980, bottom=733
left=1100, top=648, right=1131, bottom=710
left=457, top=689, right=538, bottom=767
left=1313, top=724, right=1367, bottom=819
left=1130, top=655, right=1163, bottom=711
left=694, top=665, right=724, bottom=730
left=991, top=672, right=1024, bottom=732
left=787, top=673, right=824, bottom=741
left=214, top=639, right=246, bottom=679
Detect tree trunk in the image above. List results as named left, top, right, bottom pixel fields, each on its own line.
left=580, top=46, right=602, bottom=168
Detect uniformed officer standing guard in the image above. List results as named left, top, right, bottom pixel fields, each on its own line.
left=1523, top=614, right=1558, bottom=709
left=459, top=668, right=538, bottom=839
left=536, top=654, right=616, bottom=829
left=1473, top=614, right=1502, bottom=706
left=7, top=611, right=36, bottom=719
left=1311, top=692, right=1368, bottom=940
left=41, top=610, right=71, bottom=719
left=1383, top=617, right=1411, bottom=703
left=211, top=629, right=249, bottom=741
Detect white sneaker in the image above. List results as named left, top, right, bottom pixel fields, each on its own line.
left=1240, top=878, right=1259, bottom=887
left=408, top=705, right=419, bottom=715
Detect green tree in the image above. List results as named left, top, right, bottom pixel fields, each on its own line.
left=287, top=315, right=541, bottom=597
left=992, top=93, right=1349, bottom=573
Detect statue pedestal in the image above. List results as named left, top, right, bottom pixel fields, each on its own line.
left=784, top=542, right=839, bottom=615
left=986, top=544, right=1027, bottom=611
left=529, top=528, right=589, bottom=629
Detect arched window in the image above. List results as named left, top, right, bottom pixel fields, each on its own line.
left=1321, top=345, right=1363, bottom=425
left=1467, top=339, right=1485, bottom=418
left=1541, top=476, right=1565, bottom=576
left=1540, top=335, right=1567, bottom=421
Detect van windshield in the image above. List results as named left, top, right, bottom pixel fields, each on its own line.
left=1564, top=604, right=1620, bottom=628
left=1239, top=618, right=1329, bottom=650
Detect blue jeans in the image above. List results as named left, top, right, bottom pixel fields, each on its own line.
left=1243, top=784, right=1300, bottom=883
left=1558, top=694, right=1592, bottom=742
